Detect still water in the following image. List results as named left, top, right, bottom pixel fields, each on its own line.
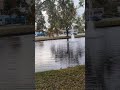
left=35, top=37, right=85, bottom=72
left=0, top=34, right=34, bottom=89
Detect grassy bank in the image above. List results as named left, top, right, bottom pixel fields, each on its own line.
left=95, top=18, right=120, bottom=28
left=35, top=33, right=85, bottom=41
left=0, top=25, right=34, bottom=37
left=35, top=65, right=85, bottom=90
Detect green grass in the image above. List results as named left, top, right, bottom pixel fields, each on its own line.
left=35, top=65, right=85, bottom=90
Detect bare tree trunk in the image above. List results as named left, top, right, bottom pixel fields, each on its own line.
left=66, top=27, right=69, bottom=38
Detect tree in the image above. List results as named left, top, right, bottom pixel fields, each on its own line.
left=36, top=13, right=46, bottom=31
left=43, top=0, right=62, bottom=36
left=57, top=0, right=76, bottom=37
left=92, top=0, right=117, bottom=17
left=73, top=0, right=85, bottom=33
left=75, top=15, right=85, bottom=33
left=36, top=0, right=76, bottom=37
left=79, top=0, right=84, bottom=7
left=35, top=0, right=46, bottom=31
left=4, top=0, right=12, bottom=14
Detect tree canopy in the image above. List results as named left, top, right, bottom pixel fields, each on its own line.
left=35, top=0, right=46, bottom=31
left=35, top=0, right=84, bottom=35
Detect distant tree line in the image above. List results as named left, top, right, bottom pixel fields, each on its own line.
left=91, top=0, right=120, bottom=17
left=3, top=0, right=35, bottom=25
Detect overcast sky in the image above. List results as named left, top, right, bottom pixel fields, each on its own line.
left=73, top=0, right=85, bottom=16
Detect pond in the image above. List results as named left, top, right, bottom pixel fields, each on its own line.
left=0, top=34, right=34, bottom=89
left=35, top=37, right=85, bottom=72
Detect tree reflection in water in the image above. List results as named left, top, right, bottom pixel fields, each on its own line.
left=38, top=41, right=44, bottom=47
left=7, top=36, right=22, bottom=50
left=50, top=39, right=83, bottom=68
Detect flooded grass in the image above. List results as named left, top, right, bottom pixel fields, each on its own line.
left=35, top=65, right=85, bottom=90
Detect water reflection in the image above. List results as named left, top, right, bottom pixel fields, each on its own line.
left=8, top=37, right=22, bottom=50
left=86, top=26, right=120, bottom=89
left=0, top=34, right=34, bottom=89
left=35, top=37, right=85, bottom=72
